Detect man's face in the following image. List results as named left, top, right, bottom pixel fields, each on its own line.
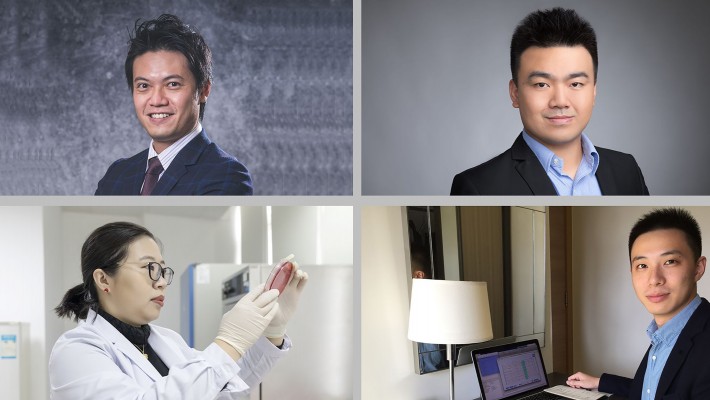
left=132, top=50, right=210, bottom=153
left=509, top=46, right=596, bottom=151
left=630, top=228, right=706, bottom=327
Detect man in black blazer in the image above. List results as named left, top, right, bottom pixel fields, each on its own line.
left=451, top=8, right=648, bottom=195
left=95, top=14, right=252, bottom=195
left=567, top=208, right=710, bottom=399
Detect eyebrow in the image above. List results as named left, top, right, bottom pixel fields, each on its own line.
left=631, top=249, right=683, bottom=263
left=133, top=74, right=185, bottom=83
left=138, top=255, right=165, bottom=264
left=527, top=71, right=590, bottom=81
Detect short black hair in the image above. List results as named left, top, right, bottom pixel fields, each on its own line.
left=628, top=208, right=702, bottom=262
left=510, top=7, right=598, bottom=85
left=125, top=14, right=212, bottom=120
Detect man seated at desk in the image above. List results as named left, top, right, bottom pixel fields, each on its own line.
left=567, top=208, right=710, bottom=398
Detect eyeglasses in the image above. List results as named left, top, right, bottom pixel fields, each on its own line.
left=144, top=262, right=174, bottom=285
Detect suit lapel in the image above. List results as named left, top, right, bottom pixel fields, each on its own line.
left=510, top=134, right=558, bottom=195
left=594, top=155, right=618, bottom=195
left=126, top=150, right=150, bottom=195
left=152, top=131, right=211, bottom=195
left=656, top=299, right=710, bottom=397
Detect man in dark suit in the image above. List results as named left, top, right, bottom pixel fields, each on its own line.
left=451, top=8, right=648, bottom=195
left=567, top=208, right=710, bottom=399
left=95, top=14, right=252, bottom=195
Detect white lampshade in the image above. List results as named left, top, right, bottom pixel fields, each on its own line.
left=408, top=279, right=493, bottom=345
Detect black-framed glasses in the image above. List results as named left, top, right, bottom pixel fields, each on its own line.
left=144, top=262, right=174, bottom=285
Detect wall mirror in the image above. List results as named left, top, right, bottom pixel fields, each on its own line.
left=406, top=206, right=547, bottom=374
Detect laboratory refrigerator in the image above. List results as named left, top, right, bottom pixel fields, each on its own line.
left=181, top=263, right=353, bottom=400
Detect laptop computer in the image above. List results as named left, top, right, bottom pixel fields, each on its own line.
left=471, top=339, right=606, bottom=400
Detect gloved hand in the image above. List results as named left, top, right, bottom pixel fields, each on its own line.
left=264, top=256, right=309, bottom=338
left=216, top=283, right=279, bottom=356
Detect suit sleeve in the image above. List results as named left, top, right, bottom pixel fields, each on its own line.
left=94, top=159, right=125, bottom=196
left=598, top=373, right=632, bottom=398
left=629, top=155, right=650, bottom=195
left=450, top=173, right=479, bottom=195
left=198, top=160, right=253, bottom=195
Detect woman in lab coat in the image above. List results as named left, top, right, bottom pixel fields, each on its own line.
left=48, top=222, right=307, bottom=399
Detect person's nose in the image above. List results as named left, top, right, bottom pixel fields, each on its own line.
left=649, top=264, right=665, bottom=286
left=149, top=87, right=168, bottom=107
left=154, top=273, right=167, bottom=289
left=548, top=85, right=570, bottom=109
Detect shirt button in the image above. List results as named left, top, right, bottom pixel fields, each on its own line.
left=647, top=389, right=651, bottom=393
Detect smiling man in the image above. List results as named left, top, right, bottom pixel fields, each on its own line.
left=95, top=14, right=253, bottom=195
left=567, top=208, right=710, bottom=398
left=450, top=8, right=649, bottom=195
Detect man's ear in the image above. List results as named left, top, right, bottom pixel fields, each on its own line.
left=509, top=79, right=520, bottom=108
left=694, top=256, right=706, bottom=282
left=199, top=81, right=212, bottom=103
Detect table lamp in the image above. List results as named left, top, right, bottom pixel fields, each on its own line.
left=408, top=279, right=493, bottom=400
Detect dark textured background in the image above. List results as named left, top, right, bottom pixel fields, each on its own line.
left=0, top=0, right=352, bottom=195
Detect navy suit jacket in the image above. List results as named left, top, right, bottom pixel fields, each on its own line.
left=599, top=298, right=710, bottom=399
left=450, top=133, right=649, bottom=195
left=95, top=130, right=253, bottom=195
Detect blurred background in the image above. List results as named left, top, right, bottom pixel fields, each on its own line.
left=0, top=0, right=353, bottom=195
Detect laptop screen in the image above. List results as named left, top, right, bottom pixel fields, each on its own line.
left=472, top=340, right=550, bottom=400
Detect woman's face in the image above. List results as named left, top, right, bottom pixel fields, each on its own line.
left=103, top=236, right=167, bottom=326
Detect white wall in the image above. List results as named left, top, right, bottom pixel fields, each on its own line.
left=0, top=207, right=48, bottom=400
left=571, top=207, right=710, bottom=378
left=362, top=206, right=481, bottom=400
left=241, top=207, right=268, bottom=263
left=272, top=206, right=353, bottom=265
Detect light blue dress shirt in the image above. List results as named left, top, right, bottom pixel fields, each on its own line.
left=522, top=131, right=602, bottom=196
left=641, top=295, right=702, bottom=400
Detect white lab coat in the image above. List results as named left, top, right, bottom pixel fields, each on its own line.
left=49, top=309, right=290, bottom=400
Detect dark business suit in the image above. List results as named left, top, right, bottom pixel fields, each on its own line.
left=599, top=298, right=710, bottom=399
left=95, top=130, right=252, bottom=195
left=450, top=133, right=649, bottom=195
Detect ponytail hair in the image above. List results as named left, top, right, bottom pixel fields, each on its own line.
left=55, top=222, right=157, bottom=321
left=54, top=283, right=98, bottom=322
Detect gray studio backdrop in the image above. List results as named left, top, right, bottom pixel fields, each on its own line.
left=363, top=0, right=710, bottom=195
left=1, top=0, right=352, bottom=195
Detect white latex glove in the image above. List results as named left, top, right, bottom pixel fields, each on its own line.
left=216, top=283, right=279, bottom=356
left=264, top=256, right=309, bottom=338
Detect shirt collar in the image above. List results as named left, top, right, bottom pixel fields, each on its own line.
left=147, top=121, right=202, bottom=161
left=521, top=130, right=600, bottom=175
left=646, top=295, right=702, bottom=344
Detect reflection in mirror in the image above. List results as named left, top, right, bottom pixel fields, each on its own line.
left=406, top=206, right=547, bottom=374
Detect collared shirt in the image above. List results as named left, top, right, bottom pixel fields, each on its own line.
left=146, top=121, right=202, bottom=179
left=642, top=295, right=702, bottom=400
left=522, top=131, right=602, bottom=196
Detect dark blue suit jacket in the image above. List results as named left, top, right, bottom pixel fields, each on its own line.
left=95, top=130, right=252, bottom=195
left=599, top=298, right=710, bottom=399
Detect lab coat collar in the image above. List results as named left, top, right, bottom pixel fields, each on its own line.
left=85, top=309, right=163, bottom=382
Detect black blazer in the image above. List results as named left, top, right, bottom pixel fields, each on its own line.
left=450, top=134, right=649, bottom=195
left=95, top=130, right=253, bottom=195
left=599, top=298, right=710, bottom=399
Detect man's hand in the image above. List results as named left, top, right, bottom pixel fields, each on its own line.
left=567, top=372, right=600, bottom=390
